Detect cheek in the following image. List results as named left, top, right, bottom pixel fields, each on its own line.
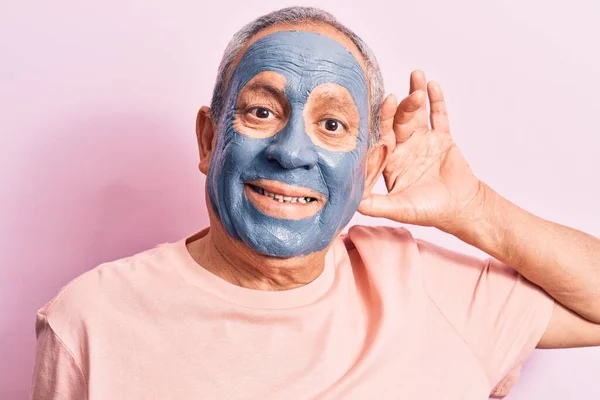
left=319, top=149, right=365, bottom=196
left=215, top=126, right=270, bottom=176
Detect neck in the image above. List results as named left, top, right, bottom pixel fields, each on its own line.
left=186, top=223, right=328, bottom=291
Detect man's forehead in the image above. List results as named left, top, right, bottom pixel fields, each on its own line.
left=230, top=31, right=368, bottom=105
left=242, top=30, right=359, bottom=66
left=235, top=23, right=368, bottom=75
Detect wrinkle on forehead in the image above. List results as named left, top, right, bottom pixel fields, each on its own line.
left=236, top=33, right=365, bottom=77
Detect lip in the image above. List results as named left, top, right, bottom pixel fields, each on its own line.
left=244, top=179, right=326, bottom=220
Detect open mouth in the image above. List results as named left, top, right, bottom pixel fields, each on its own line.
left=247, top=184, right=317, bottom=204
left=243, top=180, right=325, bottom=220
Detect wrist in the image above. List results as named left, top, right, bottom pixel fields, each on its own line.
left=441, top=182, right=511, bottom=258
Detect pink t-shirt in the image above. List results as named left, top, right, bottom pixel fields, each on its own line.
left=31, top=225, right=554, bottom=399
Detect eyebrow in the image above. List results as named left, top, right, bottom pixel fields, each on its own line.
left=315, top=91, right=356, bottom=108
left=242, top=82, right=288, bottom=105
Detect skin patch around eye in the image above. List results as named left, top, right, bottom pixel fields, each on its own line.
left=233, top=71, right=289, bottom=139
left=303, top=82, right=360, bottom=152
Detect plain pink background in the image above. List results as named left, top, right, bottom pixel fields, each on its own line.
left=1, top=0, right=599, bottom=398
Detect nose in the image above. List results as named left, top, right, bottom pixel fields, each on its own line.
left=264, top=114, right=318, bottom=170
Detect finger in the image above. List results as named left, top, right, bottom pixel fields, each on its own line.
left=393, top=90, right=428, bottom=143
left=357, top=193, right=397, bottom=219
left=357, top=193, right=414, bottom=222
left=379, top=93, right=398, bottom=135
left=410, top=70, right=427, bottom=94
left=427, top=81, right=450, bottom=133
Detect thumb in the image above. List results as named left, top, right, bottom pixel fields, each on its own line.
left=357, top=193, right=404, bottom=220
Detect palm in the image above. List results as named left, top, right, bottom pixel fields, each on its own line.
left=382, top=126, right=479, bottom=226
left=359, top=71, right=482, bottom=228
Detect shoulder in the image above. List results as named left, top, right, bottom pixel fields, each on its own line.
left=36, top=243, right=175, bottom=355
left=40, top=243, right=166, bottom=314
left=340, top=224, right=492, bottom=291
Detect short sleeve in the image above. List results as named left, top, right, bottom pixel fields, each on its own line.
left=30, top=312, right=87, bottom=400
left=417, top=239, right=555, bottom=395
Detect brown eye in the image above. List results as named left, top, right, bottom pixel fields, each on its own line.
left=319, top=118, right=345, bottom=134
left=325, top=120, right=338, bottom=131
left=248, top=107, right=273, bottom=119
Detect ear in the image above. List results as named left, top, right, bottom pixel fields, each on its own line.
left=362, top=138, right=391, bottom=200
left=196, top=106, right=216, bottom=175
left=362, top=94, right=397, bottom=199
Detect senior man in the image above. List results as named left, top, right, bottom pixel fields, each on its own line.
left=31, top=6, right=600, bottom=400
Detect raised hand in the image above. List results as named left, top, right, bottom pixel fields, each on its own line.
left=358, top=71, right=484, bottom=231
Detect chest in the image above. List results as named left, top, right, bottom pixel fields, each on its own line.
left=86, top=296, right=491, bottom=400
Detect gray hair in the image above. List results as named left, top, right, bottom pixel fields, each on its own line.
left=209, top=6, right=385, bottom=146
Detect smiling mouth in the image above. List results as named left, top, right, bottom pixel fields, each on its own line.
left=243, top=180, right=325, bottom=220
left=247, top=184, right=317, bottom=204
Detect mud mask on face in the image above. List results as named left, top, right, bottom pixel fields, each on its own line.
left=207, top=30, right=370, bottom=258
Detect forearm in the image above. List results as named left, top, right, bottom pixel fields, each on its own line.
left=448, top=182, right=600, bottom=323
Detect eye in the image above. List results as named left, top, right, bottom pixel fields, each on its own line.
left=248, top=107, right=274, bottom=119
left=319, top=118, right=345, bottom=134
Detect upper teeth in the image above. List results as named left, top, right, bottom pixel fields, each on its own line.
left=257, top=187, right=313, bottom=204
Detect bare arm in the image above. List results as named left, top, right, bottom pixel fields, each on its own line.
left=448, top=183, right=600, bottom=347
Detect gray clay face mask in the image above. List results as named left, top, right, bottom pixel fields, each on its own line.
left=207, top=30, right=370, bottom=258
